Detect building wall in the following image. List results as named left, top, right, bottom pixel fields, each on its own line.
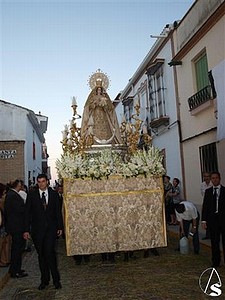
left=152, top=124, right=183, bottom=192
left=0, top=141, right=25, bottom=184
left=217, top=139, right=225, bottom=185
left=119, top=37, right=183, bottom=188
left=176, top=0, right=223, bottom=52
left=174, top=3, right=225, bottom=205
left=0, top=101, right=45, bottom=186
left=149, top=41, right=183, bottom=188
left=0, top=103, right=28, bottom=140
left=25, top=118, right=43, bottom=185
left=182, top=131, right=216, bottom=204
left=114, top=101, right=124, bottom=125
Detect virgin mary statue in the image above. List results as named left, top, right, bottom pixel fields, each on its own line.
left=81, top=70, right=122, bottom=146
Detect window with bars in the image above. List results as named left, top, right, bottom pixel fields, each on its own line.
left=199, top=142, right=218, bottom=176
left=148, top=65, right=166, bottom=121
left=188, top=52, right=214, bottom=111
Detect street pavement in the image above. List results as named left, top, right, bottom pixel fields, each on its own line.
left=0, top=225, right=218, bottom=300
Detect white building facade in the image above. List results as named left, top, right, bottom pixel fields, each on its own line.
left=0, top=100, right=48, bottom=186
left=171, top=0, right=225, bottom=204
left=119, top=25, right=183, bottom=191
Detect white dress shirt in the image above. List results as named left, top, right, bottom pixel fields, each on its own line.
left=39, top=189, right=48, bottom=205
left=175, top=201, right=198, bottom=222
left=213, top=185, right=221, bottom=213
left=200, top=181, right=212, bottom=197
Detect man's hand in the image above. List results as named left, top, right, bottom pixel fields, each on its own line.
left=180, top=230, right=185, bottom=237
left=23, top=232, right=30, bottom=240
left=202, top=222, right=207, bottom=230
left=57, top=230, right=63, bottom=237
left=190, top=227, right=197, bottom=234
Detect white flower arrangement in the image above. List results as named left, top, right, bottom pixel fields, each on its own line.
left=56, top=147, right=165, bottom=180
left=118, top=148, right=165, bottom=177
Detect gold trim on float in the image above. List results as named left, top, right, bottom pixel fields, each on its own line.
left=66, top=188, right=162, bottom=198
left=63, top=174, right=162, bottom=181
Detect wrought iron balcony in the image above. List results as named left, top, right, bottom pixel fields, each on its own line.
left=188, top=85, right=214, bottom=111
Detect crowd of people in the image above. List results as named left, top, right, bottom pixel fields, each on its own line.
left=163, top=171, right=225, bottom=268
left=0, top=170, right=224, bottom=290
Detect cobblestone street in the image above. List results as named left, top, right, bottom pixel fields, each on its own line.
left=0, top=232, right=224, bottom=300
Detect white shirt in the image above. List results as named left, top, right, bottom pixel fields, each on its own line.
left=39, top=189, right=48, bottom=205
left=213, top=185, right=221, bottom=213
left=19, top=190, right=27, bottom=203
left=175, top=201, right=198, bottom=222
left=200, top=181, right=212, bottom=197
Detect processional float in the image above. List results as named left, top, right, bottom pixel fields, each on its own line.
left=57, top=69, right=167, bottom=256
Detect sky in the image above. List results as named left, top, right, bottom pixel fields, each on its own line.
left=0, top=0, right=194, bottom=184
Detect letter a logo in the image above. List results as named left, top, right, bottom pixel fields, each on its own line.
left=199, top=267, right=222, bottom=297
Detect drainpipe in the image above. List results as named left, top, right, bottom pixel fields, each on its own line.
left=170, top=34, right=186, bottom=199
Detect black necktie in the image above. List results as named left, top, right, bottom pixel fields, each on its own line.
left=42, top=192, right=47, bottom=210
left=213, top=187, right=218, bottom=213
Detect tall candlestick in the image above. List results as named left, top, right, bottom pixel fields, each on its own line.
left=72, top=96, right=77, bottom=106
left=62, top=130, right=67, bottom=140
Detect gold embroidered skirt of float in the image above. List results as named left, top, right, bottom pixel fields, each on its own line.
left=63, top=176, right=167, bottom=256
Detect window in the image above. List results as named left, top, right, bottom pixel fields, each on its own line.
left=33, top=142, right=36, bottom=160
left=32, top=130, right=36, bottom=160
left=199, top=142, right=218, bottom=176
left=195, top=52, right=209, bottom=92
left=188, top=52, right=214, bottom=111
left=140, top=91, right=147, bottom=120
left=123, top=97, right=134, bottom=122
left=147, top=64, right=166, bottom=121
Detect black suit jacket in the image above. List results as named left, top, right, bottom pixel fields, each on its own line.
left=24, top=187, right=63, bottom=240
left=202, top=185, right=225, bottom=228
left=4, top=189, right=25, bottom=234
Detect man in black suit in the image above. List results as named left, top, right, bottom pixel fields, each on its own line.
left=202, top=171, right=225, bottom=267
left=23, top=174, right=63, bottom=290
left=4, top=179, right=28, bottom=278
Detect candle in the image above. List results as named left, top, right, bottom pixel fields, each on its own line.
left=67, top=139, right=73, bottom=146
left=134, top=98, right=139, bottom=107
left=143, top=125, right=148, bottom=134
left=122, top=115, right=126, bottom=124
left=126, top=123, right=132, bottom=133
left=62, top=130, right=67, bottom=140
left=72, top=96, right=77, bottom=106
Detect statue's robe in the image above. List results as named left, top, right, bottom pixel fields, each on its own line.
left=81, top=87, right=122, bottom=145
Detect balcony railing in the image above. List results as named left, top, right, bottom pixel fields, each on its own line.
left=188, top=85, right=213, bottom=111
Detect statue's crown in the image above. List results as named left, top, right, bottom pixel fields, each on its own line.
left=89, top=69, right=109, bottom=90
